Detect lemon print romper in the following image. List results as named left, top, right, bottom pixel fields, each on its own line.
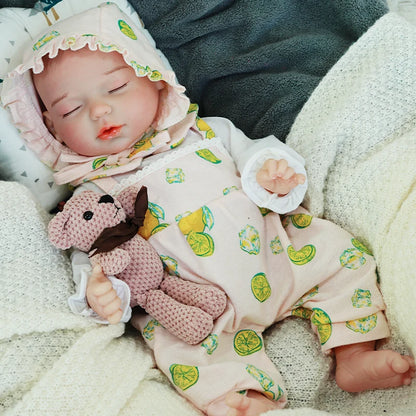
left=125, top=137, right=389, bottom=415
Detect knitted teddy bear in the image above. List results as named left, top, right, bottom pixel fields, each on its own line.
left=48, top=185, right=227, bottom=345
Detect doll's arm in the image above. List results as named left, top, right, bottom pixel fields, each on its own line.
left=204, top=117, right=307, bottom=213
left=68, top=250, right=131, bottom=324
left=86, top=265, right=123, bottom=324
left=256, top=158, right=306, bottom=196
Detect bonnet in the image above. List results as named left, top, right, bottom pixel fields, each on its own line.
left=1, top=2, right=199, bottom=186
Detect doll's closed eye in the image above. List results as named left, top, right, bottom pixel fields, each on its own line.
left=109, top=82, right=128, bottom=93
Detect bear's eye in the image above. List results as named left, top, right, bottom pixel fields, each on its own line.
left=83, top=211, right=94, bottom=221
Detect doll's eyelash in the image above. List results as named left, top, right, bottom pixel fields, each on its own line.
left=63, top=106, right=81, bottom=118
left=109, top=82, right=127, bottom=93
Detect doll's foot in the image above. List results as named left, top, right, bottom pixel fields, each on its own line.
left=335, top=342, right=415, bottom=392
left=225, top=391, right=280, bottom=416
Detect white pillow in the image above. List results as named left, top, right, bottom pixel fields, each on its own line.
left=0, top=0, right=169, bottom=211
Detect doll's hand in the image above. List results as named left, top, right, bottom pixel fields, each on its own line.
left=256, top=159, right=305, bottom=196
left=86, top=265, right=123, bottom=324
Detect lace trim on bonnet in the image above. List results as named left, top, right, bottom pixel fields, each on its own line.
left=1, top=3, right=201, bottom=186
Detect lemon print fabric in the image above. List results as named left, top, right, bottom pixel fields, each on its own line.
left=143, top=319, right=161, bottom=341
left=166, top=168, right=185, bottom=184
left=233, top=329, right=263, bottom=356
left=177, top=206, right=215, bottom=257
left=118, top=19, right=137, bottom=40
left=346, top=314, right=377, bottom=334
left=351, top=289, right=372, bottom=308
left=287, top=244, right=316, bottom=265
left=340, top=248, right=366, bottom=270
left=139, top=202, right=169, bottom=240
left=251, top=273, right=271, bottom=303
left=195, top=149, right=222, bottom=164
left=351, top=238, right=372, bottom=255
left=246, top=365, right=284, bottom=401
left=290, top=213, right=313, bottom=229
left=292, top=307, right=313, bottom=319
left=170, top=364, right=199, bottom=391
left=201, top=334, right=219, bottom=355
left=239, top=225, right=261, bottom=255
left=160, top=255, right=179, bottom=276
left=270, top=236, right=283, bottom=255
left=311, top=308, right=332, bottom=345
left=340, top=238, right=372, bottom=270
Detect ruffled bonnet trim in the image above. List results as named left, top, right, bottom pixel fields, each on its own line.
left=1, top=3, right=198, bottom=186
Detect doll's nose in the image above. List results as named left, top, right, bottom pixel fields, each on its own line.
left=98, top=195, right=114, bottom=204
left=90, top=102, right=112, bottom=120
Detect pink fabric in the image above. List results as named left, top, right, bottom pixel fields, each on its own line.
left=1, top=3, right=199, bottom=185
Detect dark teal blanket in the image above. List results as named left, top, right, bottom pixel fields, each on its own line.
left=131, top=0, right=388, bottom=141
left=1, top=0, right=388, bottom=141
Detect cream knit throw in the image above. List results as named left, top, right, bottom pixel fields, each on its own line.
left=1, top=11, right=416, bottom=416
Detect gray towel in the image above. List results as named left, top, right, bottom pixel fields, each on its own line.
left=131, top=0, right=388, bottom=141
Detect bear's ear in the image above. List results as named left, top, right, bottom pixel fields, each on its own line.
left=48, top=210, right=73, bottom=250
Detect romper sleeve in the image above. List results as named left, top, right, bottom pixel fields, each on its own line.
left=204, top=117, right=308, bottom=213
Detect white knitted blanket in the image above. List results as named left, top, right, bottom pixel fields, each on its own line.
left=1, top=11, right=415, bottom=416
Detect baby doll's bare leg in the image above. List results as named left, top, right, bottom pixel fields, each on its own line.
left=225, top=391, right=280, bottom=416
left=334, top=341, right=415, bottom=392
left=160, top=273, right=227, bottom=319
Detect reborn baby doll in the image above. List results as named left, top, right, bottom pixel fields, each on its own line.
left=2, top=4, right=414, bottom=416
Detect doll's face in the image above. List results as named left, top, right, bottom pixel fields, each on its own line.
left=33, top=48, right=161, bottom=156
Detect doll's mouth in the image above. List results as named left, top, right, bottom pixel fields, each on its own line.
left=97, top=125, right=123, bottom=141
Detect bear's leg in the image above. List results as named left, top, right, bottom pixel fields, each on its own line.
left=160, top=273, right=227, bottom=319
left=145, top=289, right=214, bottom=345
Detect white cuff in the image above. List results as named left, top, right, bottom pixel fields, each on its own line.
left=241, top=147, right=308, bottom=214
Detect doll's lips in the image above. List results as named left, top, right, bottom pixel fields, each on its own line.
left=97, top=125, right=123, bottom=141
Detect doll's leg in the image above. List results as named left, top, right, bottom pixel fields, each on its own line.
left=286, top=211, right=415, bottom=393
left=160, top=273, right=227, bottom=319
left=334, top=341, right=415, bottom=392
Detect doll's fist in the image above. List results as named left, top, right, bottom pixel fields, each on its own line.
left=256, top=159, right=305, bottom=196
left=86, top=265, right=123, bottom=324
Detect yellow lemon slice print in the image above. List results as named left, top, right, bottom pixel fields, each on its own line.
left=186, top=231, right=215, bottom=257
left=291, top=307, right=313, bottom=320
left=311, top=308, right=332, bottom=345
left=246, top=364, right=283, bottom=400
left=201, top=334, right=219, bottom=355
left=234, top=329, right=263, bottom=356
left=195, top=149, right=222, bottom=164
left=290, top=214, right=313, bottom=228
left=251, top=273, right=271, bottom=303
left=92, top=157, right=107, bottom=170
left=142, top=319, right=161, bottom=341
left=287, top=244, right=316, bottom=265
left=340, top=248, right=366, bottom=270
left=178, top=208, right=206, bottom=235
left=139, top=203, right=166, bottom=240
left=351, top=288, right=372, bottom=308
left=239, top=225, right=261, bottom=255
left=351, top=238, right=372, bottom=255
left=118, top=20, right=137, bottom=40
left=169, top=364, right=199, bottom=391
left=196, top=117, right=215, bottom=139
left=346, top=314, right=377, bottom=334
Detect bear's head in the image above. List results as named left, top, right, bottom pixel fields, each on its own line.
left=48, top=191, right=127, bottom=251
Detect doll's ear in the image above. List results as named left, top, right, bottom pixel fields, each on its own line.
left=48, top=210, right=73, bottom=249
